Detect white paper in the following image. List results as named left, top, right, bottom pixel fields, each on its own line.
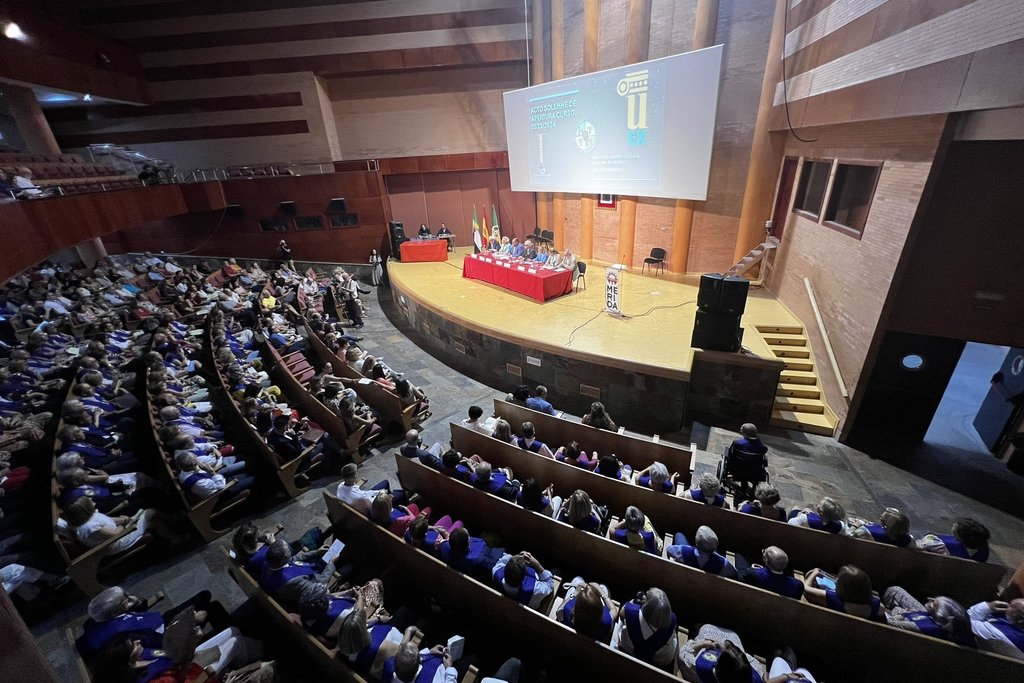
left=322, top=539, right=346, bottom=564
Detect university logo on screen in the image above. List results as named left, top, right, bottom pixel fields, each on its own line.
left=617, top=70, right=648, bottom=146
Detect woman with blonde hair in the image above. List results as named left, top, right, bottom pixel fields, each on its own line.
left=556, top=489, right=602, bottom=533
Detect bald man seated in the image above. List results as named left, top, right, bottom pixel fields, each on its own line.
left=399, top=429, right=443, bottom=469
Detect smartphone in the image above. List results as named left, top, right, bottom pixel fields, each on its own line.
left=815, top=573, right=837, bottom=591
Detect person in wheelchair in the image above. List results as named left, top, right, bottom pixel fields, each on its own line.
left=718, top=423, right=769, bottom=504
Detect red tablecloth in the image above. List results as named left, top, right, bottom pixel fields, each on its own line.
left=400, top=239, right=449, bottom=262
left=462, top=254, right=574, bottom=302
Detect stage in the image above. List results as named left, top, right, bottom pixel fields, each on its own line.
left=388, top=247, right=803, bottom=380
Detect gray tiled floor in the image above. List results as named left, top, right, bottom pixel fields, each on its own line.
left=32, top=283, right=1024, bottom=680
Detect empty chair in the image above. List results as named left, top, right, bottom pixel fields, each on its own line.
left=642, top=248, right=667, bottom=276
left=541, top=229, right=555, bottom=244
left=533, top=226, right=544, bottom=242
left=575, top=261, right=587, bottom=291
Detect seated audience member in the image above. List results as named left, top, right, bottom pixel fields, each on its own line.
left=882, top=589, right=975, bottom=646
left=525, top=385, right=557, bottom=415
left=788, top=497, right=846, bottom=534
left=461, top=405, right=496, bottom=436
left=737, top=546, right=804, bottom=599
left=632, top=461, right=677, bottom=493
left=505, top=385, right=530, bottom=407
left=469, top=460, right=520, bottom=502
left=610, top=588, right=677, bottom=670
left=518, top=477, right=561, bottom=517
left=848, top=507, right=914, bottom=547
left=916, top=517, right=991, bottom=562
left=258, top=539, right=335, bottom=611
left=370, top=493, right=428, bottom=538
left=438, top=527, right=506, bottom=582
left=266, top=414, right=325, bottom=473
left=406, top=515, right=463, bottom=554
left=64, top=497, right=181, bottom=555
left=1, top=562, right=67, bottom=601
left=175, top=452, right=254, bottom=502
left=677, top=623, right=768, bottom=683
left=968, top=598, right=1024, bottom=660
left=609, top=505, right=662, bottom=554
left=382, top=638, right=457, bottom=683
left=581, top=401, right=617, bottom=431
left=395, top=379, right=428, bottom=415
left=336, top=598, right=409, bottom=679
left=666, top=526, right=737, bottom=578
left=554, top=440, right=597, bottom=470
left=336, top=463, right=399, bottom=514
left=491, top=418, right=515, bottom=444
left=681, top=473, right=730, bottom=509
left=556, top=489, right=603, bottom=533
left=803, top=565, right=883, bottom=621
left=77, top=587, right=165, bottom=659
left=418, top=223, right=431, bottom=237
left=726, top=422, right=768, bottom=500
left=297, top=581, right=358, bottom=640
left=738, top=482, right=787, bottom=522
left=399, top=429, right=443, bottom=468
left=509, top=238, right=524, bottom=259
left=492, top=551, right=555, bottom=611
left=557, top=576, right=616, bottom=643
left=596, top=453, right=632, bottom=482
left=12, top=167, right=46, bottom=198
left=515, top=421, right=554, bottom=458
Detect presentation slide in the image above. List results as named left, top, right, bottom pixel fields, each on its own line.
left=503, top=46, right=723, bottom=201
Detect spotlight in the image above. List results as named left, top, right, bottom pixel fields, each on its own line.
left=83, top=93, right=92, bottom=102
left=3, top=22, right=26, bottom=41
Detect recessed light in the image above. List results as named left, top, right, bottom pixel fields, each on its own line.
left=83, top=94, right=92, bottom=102
left=4, top=23, right=26, bottom=41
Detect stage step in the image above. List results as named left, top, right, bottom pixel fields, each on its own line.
left=756, top=324, right=804, bottom=335
left=780, top=370, right=818, bottom=385
left=770, top=409, right=837, bottom=436
left=757, top=323, right=837, bottom=437
left=778, top=383, right=821, bottom=399
left=774, top=396, right=826, bottom=414
left=782, top=358, right=814, bottom=371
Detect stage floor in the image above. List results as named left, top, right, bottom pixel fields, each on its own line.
left=387, top=247, right=803, bottom=379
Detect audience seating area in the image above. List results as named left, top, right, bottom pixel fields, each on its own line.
left=0, top=152, right=142, bottom=195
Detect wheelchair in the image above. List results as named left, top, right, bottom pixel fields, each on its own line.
left=715, top=443, right=769, bottom=504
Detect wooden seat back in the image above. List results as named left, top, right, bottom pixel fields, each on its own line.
left=493, top=399, right=692, bottom=485
left=322, top=492, right=681, bottom=683
left=394, top=455, right=1024, bottom=681
left=450, top=424, right=1005, bottom=605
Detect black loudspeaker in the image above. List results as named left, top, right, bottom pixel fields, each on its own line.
left=691, top=309, right=744, bottom=352
left=225, top=204, right=243, bottom=217
left=389, top=221, right=408, bottom=260
left=697, top=273, right=750, bottom=316
left=328, top=197, right=347, bottom=212
left=280, top=201, right=297, bottom=215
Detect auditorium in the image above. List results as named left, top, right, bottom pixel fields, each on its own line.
left=1, top=0, right=1023, bottom=680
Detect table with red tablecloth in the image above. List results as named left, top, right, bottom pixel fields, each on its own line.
left=400, top=239, right=449, bottom=262
left=462, top=253, right=574, bottom=302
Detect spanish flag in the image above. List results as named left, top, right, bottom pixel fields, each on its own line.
left=472, top=205, right=483, bottom=253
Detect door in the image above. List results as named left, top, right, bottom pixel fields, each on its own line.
left=769, top=157, right=799, bottom=240
left=973, top=347, right=1024, bottom=452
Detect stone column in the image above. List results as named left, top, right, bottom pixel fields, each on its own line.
left=4, top=84, right=61, bottom=154
left=532, top=0, right=553, bottom=236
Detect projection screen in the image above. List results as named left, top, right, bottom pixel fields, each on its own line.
left=503, top=45, right=723, bottom=201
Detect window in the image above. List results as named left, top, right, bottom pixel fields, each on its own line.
left=824, top=162, right=881, bottom=238
left=330, top=213, right=360, bottom=228
left=258, top=219, right=289, bottom=232
left=295, top=215, right=325, bottom=230
left=792, top=159, right=831, bottom=219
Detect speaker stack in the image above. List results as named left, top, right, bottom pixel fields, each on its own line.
left=691, top=273, right=749, bottom=352
left=389, top=221, right=408, bottom=260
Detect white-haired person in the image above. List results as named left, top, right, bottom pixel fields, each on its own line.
left=680, top=473, right=730, bottom=509
left=610, top=587, right=678, bottom=670
left=882, top=588, right=976, bottom=646
left=736, top=546, right=804, bottom=599
left=737, top=482, right=787, bottom=522
left=788, top=496, right=847, bottom=534
left=666, top=525, right=737, bottom=578
left=848, top=507, right=914, bottom=547
left=632, top=461, right=679, bottom=494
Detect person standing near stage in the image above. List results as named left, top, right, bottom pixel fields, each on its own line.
left=278, top=240, right=294, bottom=271
left=339, top=273, right=364, bottom=328
left=369, top=250, right=383, bottom=286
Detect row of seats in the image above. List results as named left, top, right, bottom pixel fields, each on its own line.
left=0, top=152, right=84, bottom=164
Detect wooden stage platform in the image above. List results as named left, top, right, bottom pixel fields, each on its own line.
left=387, top=247, right=803, bottom=381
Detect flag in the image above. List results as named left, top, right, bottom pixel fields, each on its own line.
left=491, top=204, right=501, bottom=241
left=471, top=205, right=483, bottom=253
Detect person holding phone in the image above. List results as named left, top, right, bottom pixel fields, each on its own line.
left=803, top=565, right=883, bottom=621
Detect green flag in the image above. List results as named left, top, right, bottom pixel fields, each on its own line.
left=491, top=204, right=500, bottom=240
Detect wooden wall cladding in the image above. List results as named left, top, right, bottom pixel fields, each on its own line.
left=0, top=185, right=190, bottom=283
left=110, top=172, right=390, bottom=264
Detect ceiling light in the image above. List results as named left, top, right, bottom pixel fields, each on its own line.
left=83, top=93, right=92, bottom=102
left=4, top=23, right=26, bottom=41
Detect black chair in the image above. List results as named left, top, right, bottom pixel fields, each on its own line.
left=541, top=229, right=554, bottom=244
left=716, top=443, right=769, bottom=504
left=533, top=226, right=545, bottom=243
left=642, top=248, right=666, bottom=275
left=575, top=261, right=587, bottom=291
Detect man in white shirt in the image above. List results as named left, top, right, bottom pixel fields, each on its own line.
left=13, top=167, right=44, bottom=198
left=175, top=452, right=254, bottom=501
left=460, top=405, right=497, bottom=436
left=334, top=462, right=404, bottom=513
left=968, top=599, right=1024, bottom=660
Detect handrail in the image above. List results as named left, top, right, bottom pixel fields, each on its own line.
left=803, top=277, right=849, bottom=400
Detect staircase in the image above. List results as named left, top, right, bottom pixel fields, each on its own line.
left=756, top=324, right=838, bottom=436
left=726, top=236, right=780, bottom=282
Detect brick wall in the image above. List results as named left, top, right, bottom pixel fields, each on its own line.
left=767, top=114, right=947, bottom=425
